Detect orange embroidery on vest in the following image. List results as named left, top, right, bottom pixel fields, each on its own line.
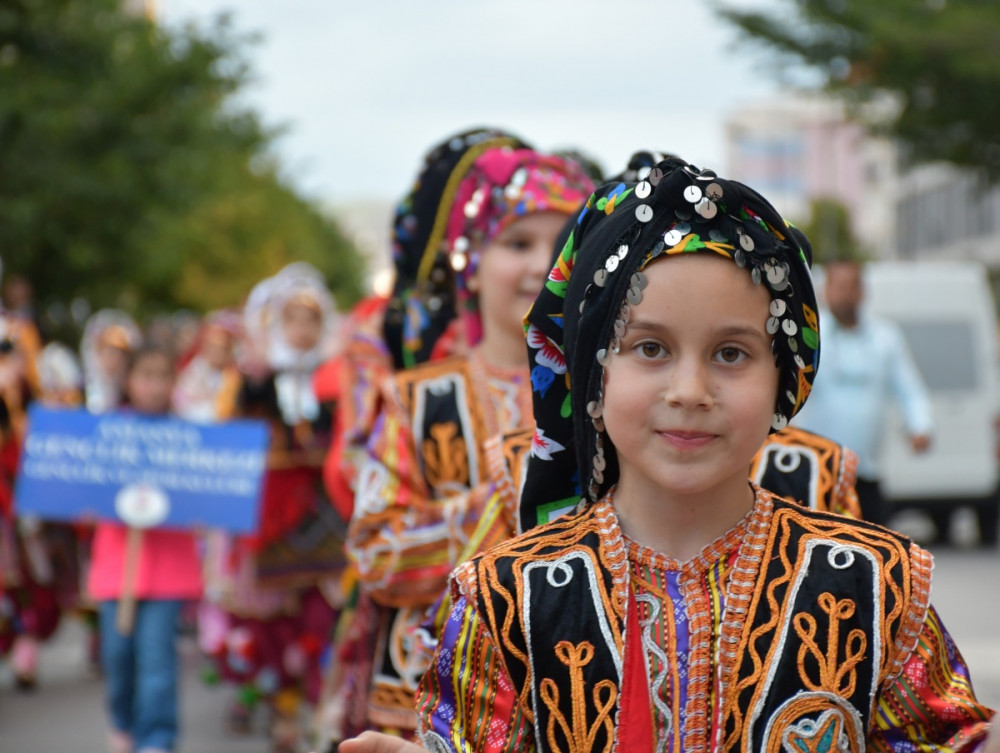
left=539, top=641, right=616, bottom=753
left=422, top=422, right=469, bottom=488
left=793, top=592, right=866, bottom=697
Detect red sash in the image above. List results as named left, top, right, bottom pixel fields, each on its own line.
left=617, top=585, right=654, bottom=750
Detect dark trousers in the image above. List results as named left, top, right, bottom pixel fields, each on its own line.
left=856, top=478, right=887, bottom=526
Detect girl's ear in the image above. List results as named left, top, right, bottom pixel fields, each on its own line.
left=466, top=275, right=480, bottom=295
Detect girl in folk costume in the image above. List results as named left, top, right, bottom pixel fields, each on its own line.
left=169, top=309, right=245, bottom=718
left=171, top=309, right=242, bottom=424
left=82, top=309, right=143, bottom=415
left=0, top=301, right=58, bottom=691
left=38, top=342, right=85, bottom=407
left=345, top=143, right=594, bottom=738
left=213, top=262, right=343, bottom=751
left=6, top=342, right=93, bottom=690
left=313, top=128, right=541, bottom=747
left=345, top=158, right=996, bottom=753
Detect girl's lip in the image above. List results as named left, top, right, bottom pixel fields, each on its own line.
left=657, top=430, right=717, bottom=448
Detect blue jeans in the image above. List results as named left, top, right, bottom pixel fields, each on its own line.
left=99, top=599, right=183, bottom=751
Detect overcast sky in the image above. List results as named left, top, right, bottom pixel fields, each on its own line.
left=160, top=1, right=794, bottom=206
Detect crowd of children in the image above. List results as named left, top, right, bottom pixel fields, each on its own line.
left=0, top=136, right=996, bottom=753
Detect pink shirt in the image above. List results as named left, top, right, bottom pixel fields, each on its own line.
left=87, top=523, right=203, bottom=601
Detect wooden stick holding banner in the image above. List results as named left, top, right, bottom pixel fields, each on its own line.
left=116, top=527, right=143, bottom=635
left=113, top=483, right=167, bottom=636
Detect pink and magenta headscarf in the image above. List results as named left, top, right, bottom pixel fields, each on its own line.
left=384, top=132, right=594, bottom=368
left=445, top=149, right=595, bottom=345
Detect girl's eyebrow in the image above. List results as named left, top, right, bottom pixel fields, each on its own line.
left=627, top=318, right=769, bottom=341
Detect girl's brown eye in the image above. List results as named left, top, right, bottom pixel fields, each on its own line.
left=719, top=347, right=743, bottom=363
left=639, top=342, right=663, bottom=358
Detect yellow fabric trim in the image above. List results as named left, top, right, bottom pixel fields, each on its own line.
left=415, top=136, right=519, bottom=284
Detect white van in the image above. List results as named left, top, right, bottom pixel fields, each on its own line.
left=863, top=261, right=1000, bottom=545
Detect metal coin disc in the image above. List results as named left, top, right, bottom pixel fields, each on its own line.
left=696, top=198, right=718, bottom=219
left=683, top=185, right=703, bottom=203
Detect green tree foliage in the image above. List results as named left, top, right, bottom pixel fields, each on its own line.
left=797, top=198, right=867, bottom=264
left=0, top=0, right=364, bottom=316
left=714, top=0, right=1000, bottom=175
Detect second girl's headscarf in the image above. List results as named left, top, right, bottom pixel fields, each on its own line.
left=383, top=129, right=594, bottom=368
left=519, top=157, right=820, bottom=532
left=444, top=148, right=596, bottom=346
left=383, top=128, right=528, bottom=370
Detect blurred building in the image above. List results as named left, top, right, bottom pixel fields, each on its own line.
left=724, top=94, right=898, bottom=258
left=894, top=164, right=1000, bottom=267
left=725, top=94, right=1000, bottom=275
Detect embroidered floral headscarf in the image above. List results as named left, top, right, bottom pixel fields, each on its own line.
left=445, top=148, right=595, bottom=346
left=383, top=129, right=594, bottom=368
left=383, top=128, right=528, bottom=369
left=519, top=156, right=820, bottom=531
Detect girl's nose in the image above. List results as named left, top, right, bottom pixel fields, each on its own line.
left=664, top=357, right=713, bottom=410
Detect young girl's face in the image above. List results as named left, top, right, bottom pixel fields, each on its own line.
left=281, top=302, right=322, bottom=353
left=601, top=253, right=779, bottom=505
left=97, top=343, right=129, bottom=383
left=127, top=352, right=175, bottom=415
left=200, top=332, right=232, bottom=371
left=472, top=210, right=566, bottom=343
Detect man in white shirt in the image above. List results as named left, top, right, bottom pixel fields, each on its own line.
left=793, top=259, right=933, bottom=525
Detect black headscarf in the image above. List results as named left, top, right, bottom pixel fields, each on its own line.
left=519, top=157, right=821, bottom=532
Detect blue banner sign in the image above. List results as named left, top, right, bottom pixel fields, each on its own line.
left=14, top=406, right=269, bottom=533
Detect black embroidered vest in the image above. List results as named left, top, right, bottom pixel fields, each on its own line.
left=452, top=491, right=932, bottom=753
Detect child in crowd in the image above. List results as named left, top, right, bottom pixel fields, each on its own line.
left=344, top=142, right=594, bottom=739
left=81, top=310, right=142, bottom=415
left=211, top=263, right=342, bottom=751
left=0, top=302, right=54, bottom=691
left=171, top=309, right=242, bottom=424
left=88, top=345, right=203, bottom=753
left=344, top=158, right=995, bottom=751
